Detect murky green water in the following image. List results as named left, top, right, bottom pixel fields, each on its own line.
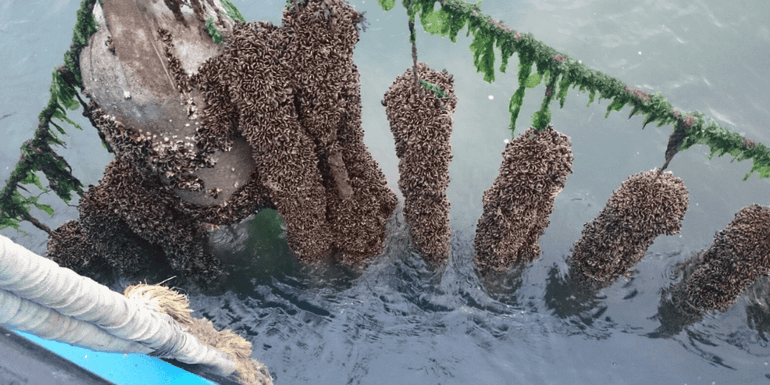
left=2, top=0, right=770, bottom=383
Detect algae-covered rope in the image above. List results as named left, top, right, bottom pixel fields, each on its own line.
left=392, top=0, right=770, bottom=180
left=0, top=0, right=98, bottom=233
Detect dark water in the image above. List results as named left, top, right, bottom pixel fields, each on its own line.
left=2, top=0, right=770, bottom=384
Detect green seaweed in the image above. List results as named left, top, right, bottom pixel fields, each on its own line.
left=19, top=172, right=47, bottom=193
left=379, top=0, right=397, bottom=11
left=556, top=72, right=571, bottom=108
left=0, top=0, right=96, bottom=232
left=523, top=72, right=542, bottom=88
left=220, top=0, right=247, bottom=23
left=468, top=25, right=496, bottom=83
left=531, top=70, right=559, bottom=131
left=374, top=0, right=770, bottom=180
left=419, top=5, right=444, bottom=34
left=419, top=79, right=449, bottom=99
left=419, top=79, right=449, bottom=110
left=506, top=61, right=531, bottom=135
left=206, top=17, right=224, bottom=44
left=72, top=0, right=98, bottom=50
left=678, top=114, right=770, bottom=180
left=68, top=0, right=98, bottom=89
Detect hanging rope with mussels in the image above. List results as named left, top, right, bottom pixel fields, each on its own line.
left=46, top=0, right=401, bottom=284
left=474, top=126, right=573, bottom=273
left=383, top=63, right=456, bottom=264
left=562, top=170, right=688, bottom=304
left=3, top=0, right=768, bottom=237
left=387, top=0, right=770, bottom=324
left=1, top=0, right=769, bottom=324
left=652, top=205, right=770, bottom=337
left=3, top=0, right=767, bottom=237
left=376, top=0, right=457, bottom=264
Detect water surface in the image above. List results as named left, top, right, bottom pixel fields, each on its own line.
left=2, top=0, right=770, bottom=383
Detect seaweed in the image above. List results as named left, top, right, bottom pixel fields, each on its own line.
left=375, top=0, right=770, bottom=180
left=220, top=0, right=246, bottom=23
left=205, top=17, right=224, bottom=43
left=419, top=78, right=450, bottom=111
left=0, top=0, right=96, bottom=233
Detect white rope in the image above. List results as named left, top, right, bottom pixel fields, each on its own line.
left=0, top=234, right=236, bottom=376
left=0, top=287, right=151, bottom=353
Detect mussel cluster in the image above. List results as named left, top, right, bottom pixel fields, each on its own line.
left=568, top=169, right=689, bottom=291
left=474, top=125, right=573, bottom=273
left=383, top=62, right=457, bottom=264
left=46, top=1, right=769, bottom=329
left=663, top=205, right=770, bottom=317
left=48, top=0, right=395, bottom=284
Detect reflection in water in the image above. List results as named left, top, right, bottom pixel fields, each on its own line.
left=167, top=202, right=768, bottom=383
left=745, top=277, right=770, bottom=342
left=82, top=182, right=768, bottom=382
left=544, top=265, right=609, bottom=324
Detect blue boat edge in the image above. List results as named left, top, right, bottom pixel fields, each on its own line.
left=1, top=325, right=238, bottom=385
